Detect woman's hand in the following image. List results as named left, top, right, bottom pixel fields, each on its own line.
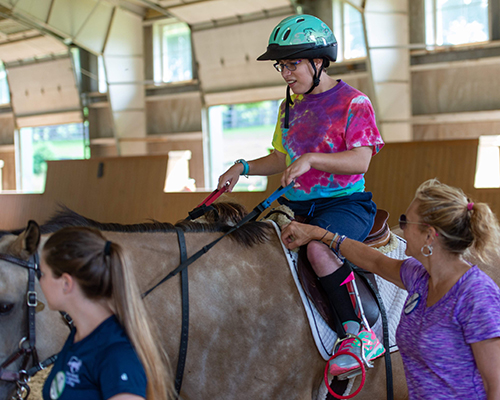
left=218, top=163, right=243, bottom=192
left=281, top=221, right=325, bottom=249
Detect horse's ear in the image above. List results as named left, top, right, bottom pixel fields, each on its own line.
left=24, top=220, right=41, bottom=254
left=9, top=220, right=41, bottom=256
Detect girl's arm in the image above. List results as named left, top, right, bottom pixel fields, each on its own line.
left=471, top=338, right=500, bottom=400
left=218, top=150, right=287, bottom=191
left=281, top=221, right=405, bottom=288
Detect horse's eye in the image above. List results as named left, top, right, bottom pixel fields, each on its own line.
left=0, top=303, right=14, bottom=315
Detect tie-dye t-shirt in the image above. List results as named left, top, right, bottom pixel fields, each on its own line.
left=397, top=258, right=500, bottom=399
left=272, top=80, right=384, bottom=201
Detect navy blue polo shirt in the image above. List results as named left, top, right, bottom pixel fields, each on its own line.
left=43, top=315, right=147, bottom=400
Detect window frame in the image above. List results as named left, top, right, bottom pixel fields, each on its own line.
left=332, top=0, right=367, bottom=62
left=152, top=19, right=194, bottom=84
left=425, top=0, right=490, bottom=46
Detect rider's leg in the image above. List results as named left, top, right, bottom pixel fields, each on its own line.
left=303, top=195, right=384, bottom=375
left=307, top=241, right=361, bottom=326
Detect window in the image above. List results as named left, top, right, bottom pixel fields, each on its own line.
left=98, top=55, right=107, bottom=93
left=332, top=0, right=367, bottom=61
left=208, top=100, right=281, bottom=191
left=475, top=135, right=500, bottom=188
left=16, top=123, right=87, bottom=193
left=0, top=61, right=10, bottom=104
left=426, top=0, right=489, bottom=46
left=153, top=21, right=193, bottom=83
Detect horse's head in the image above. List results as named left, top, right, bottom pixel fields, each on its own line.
left=0, top=221, right=67, bottom=400
left=193, top=201, right=248, bottom=226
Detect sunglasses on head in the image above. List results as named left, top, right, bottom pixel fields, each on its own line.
left=399, top=214, right=429, bottom=230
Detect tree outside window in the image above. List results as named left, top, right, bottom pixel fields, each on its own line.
left=17, top=123, right=87, bottom=193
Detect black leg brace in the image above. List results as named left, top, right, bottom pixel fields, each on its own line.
left=319, top=262, right=361, bottom=337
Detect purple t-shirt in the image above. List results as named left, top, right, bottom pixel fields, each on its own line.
left=396, top=258, right=500, bottom=399
left=272, top=80, right=384, bottom=201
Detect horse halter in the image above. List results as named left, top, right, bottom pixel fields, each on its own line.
left=0, top=252, right=41, bottom=400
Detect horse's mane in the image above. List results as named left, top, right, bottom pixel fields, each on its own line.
left=0, top=204, right=274, bottom=247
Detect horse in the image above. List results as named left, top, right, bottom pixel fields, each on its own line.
left=0, top=207, right=411, bottom=400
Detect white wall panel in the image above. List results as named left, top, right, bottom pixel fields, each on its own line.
left=380, top=122, right=412, bottom=142
left=103, top=8, right=146, bottom=156
left=365, top=13, right=408, bottom=47
left=7, top=57, right=80, bottom=116
left=193, top=16, right=286, bottom=93
left=10, top=0, right=52, bottom=21
left=364, top=0, right=407, bottom=13
left=374, top=82, right=411, bottom=121
left=49, top=0, right=114, bottom=54
left=107, top=84, right=145, bottom=110
left=169, top=0, right=290, bottom=24
left=364, top=0, right=412, bottom=142
left=370, top=48, right=409, bottom=81
left=73, top=1, right=113, bottom=54
left=105, top=56, right=144, bottom=83
left=113, top=111, right=146, bottom=137
left=49, top=0, right=99, bottom=37
left=0, top=35, right=67, bottom=62
left=104, top=8, right=143, bottom=55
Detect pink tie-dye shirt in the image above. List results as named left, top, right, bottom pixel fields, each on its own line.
left=272, top=80, right=384, bottom=201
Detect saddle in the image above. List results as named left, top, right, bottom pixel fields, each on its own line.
left=297, top=209, right=390, bottom=331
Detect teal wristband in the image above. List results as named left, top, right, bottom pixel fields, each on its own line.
left=235, top=159, right=249, bottom=177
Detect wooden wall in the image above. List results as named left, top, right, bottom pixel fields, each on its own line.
left=1, top=139, right=499, bottom=232
left=0, top=154, right=278, bottom=231
left=365, top=139, right=500, bottom=228
left=0, top=148, right=15, bottom=190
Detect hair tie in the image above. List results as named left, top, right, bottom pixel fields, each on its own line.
left=467, top=202, right=474, bottom=211
left=104, top=240, right=112, bottom=256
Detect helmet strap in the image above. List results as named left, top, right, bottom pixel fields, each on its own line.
left=305, top=59, right=324, bottom=94
left=285, top=85, right=294, bottom=129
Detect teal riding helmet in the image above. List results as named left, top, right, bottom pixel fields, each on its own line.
left=257, top=14, right=337, bottom=62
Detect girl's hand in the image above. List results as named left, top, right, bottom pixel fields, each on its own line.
left=218, top=164, right=243, bottom=192
left=281, top=154, right=312, bottom=187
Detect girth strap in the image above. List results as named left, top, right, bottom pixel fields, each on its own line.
left=174, top=227, right=189, bottom=398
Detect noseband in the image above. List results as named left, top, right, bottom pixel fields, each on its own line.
left=0, top=252, right=52, bottom=400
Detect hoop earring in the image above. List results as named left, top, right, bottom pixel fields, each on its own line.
left=421, top=244, right=433, bottom=257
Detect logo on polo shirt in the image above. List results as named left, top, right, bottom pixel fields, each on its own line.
left=49, top=371, right=66, bottom=399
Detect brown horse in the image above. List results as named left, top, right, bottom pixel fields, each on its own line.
left=0, top=208, right=410, bottom=400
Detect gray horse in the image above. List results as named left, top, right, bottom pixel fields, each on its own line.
left=0, top=212, right=410, bottom=400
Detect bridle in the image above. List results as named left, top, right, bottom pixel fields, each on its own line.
left=0, top=252, right=61, bottom=400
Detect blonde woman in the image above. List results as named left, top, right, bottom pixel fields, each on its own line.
left=40, top=227, right=173, bottom=400
left=281, top=179, right=500, bottom=399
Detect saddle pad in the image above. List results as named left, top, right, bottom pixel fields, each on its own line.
left=269, top=221, right=409, bottom=361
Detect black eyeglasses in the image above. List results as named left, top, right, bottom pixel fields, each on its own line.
left=273, top=60, right=302, bottom=72
left=399, top=214, right=429, bottom=230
